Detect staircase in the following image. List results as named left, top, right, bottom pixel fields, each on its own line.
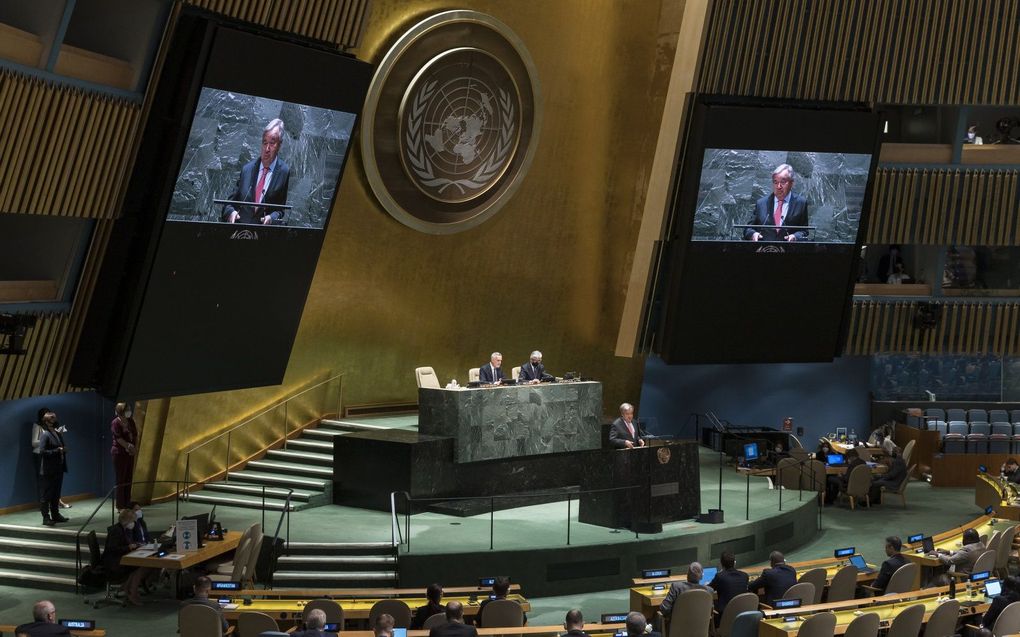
left=274, top=541, right=398, bottom=588
left=185, top=418, right=397, bottom=512
left=0, top=523, right=101, bottom=592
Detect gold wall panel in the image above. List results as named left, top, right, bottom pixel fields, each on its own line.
left=698, top=0, right=1020, bottom=104
left=147, top=0, right=684, bottom=486
left=866, top=168, right=1020, bottom=246
left=845, top=300, right=1020, bottom=356
left=184, top=0, right=371, bottom=50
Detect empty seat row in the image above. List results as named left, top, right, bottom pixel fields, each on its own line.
left=928, top=421, right=1018, bottom=436
left=921, top=408, right=1020, bottom=424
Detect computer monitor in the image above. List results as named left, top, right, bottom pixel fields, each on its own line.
left=971, top=571, right=991, bottom=583
left=744, top=443, right=759, bottom=461
left=393, top=628, right=407, bottom=637
left=773, top=599, right=802, bottom=609
left=922, top=536, right=935, bottom=554
left=907, top=533, right=923, bottom=544
left=834, top=547, right=855, bottom=558
left=826, top=453, right=845, bottom=466
left=986, top=579, right=1003, bottom=598
left=700, top=567, right=717, bottom=585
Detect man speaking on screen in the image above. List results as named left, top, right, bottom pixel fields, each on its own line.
left=743, top=163, right=809, bottom=242
left=222, top=118, right=291, bottom=225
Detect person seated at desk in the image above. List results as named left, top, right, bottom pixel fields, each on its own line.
left=411, top=582, right=445, bottom=629
left=872, top=536, right=907, bottom=594
left=815, top=440, right=833, bottom=463
left=609, top=403, right=646, bottom=449
left=292, top=608, right=338, bottom=637
left=766, top=443, right=788, bottom=465
left=659, top=562, right=713, bottom=618
left=430, top=602, right=478, bottom=637
left=1001, top=458, right=1020, bottom=485
left=626, top=612, right=661, bottom=637
left=476, top=576, right=526, bottom=626
left=128, top=502, right=151, bottom=544
left=180, top=576, right=229, bottom=633
left=749, top=551, right=797, bottom=607
left=479, top=352, right=504, bottom=384
left=563, top=609, right=590, bottom=637
left=14, top=600, right=71, bottom=637
left=708, top=551, right=749, bottom=624
left=936, top=528, right=985, bottom=573
left=874, top=431, right=899, bottom=457
left=872, top=450, right=908, bottom=491
left=518, top=351, right=553, bottom=384
left=835, top=449, right=866, bottom=491
left=103, top=509, right=151, bottom=606
left=982, top=576, right=1020, bottom=629
left=374, top=613, right=395, bottom=637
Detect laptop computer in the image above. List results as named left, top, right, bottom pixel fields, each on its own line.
left=922, top=536, right=935, bottom=554
left=826, top=453, right=846, bottom=466
left=700, top=567, right=718, bottom=585
left=849, top=554, right=876, bottom=574
left=986, top=579, right=1003, bottom=598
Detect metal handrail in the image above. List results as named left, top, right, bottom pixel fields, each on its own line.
left=184, top=372, right=344, bottom=489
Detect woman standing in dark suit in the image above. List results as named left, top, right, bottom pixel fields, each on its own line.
left=37, top=413, right=68, bottom=527
left=110, top=403, right=139, bottom=509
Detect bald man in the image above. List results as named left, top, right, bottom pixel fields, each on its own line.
left=15, top=600, right=71, bottom=636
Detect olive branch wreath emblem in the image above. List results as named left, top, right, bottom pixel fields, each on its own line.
left=404, top=79, right=516, bottom=195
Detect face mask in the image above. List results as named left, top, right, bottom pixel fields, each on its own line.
left=126, top=522, right=135, bottom=530
left=135, top=510, right=143, bottom=519
left=125, top=411, right=133, bottom=418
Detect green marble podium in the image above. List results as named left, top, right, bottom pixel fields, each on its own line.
left=417, top=381, right=603, bottom=463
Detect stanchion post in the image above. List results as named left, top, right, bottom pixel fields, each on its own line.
left=745, top=472, right=751, bottom=520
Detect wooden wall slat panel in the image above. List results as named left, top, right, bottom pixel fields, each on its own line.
left=183, top=0, right=370, bottom=50
left=846, top=300, right=1020, bottom=355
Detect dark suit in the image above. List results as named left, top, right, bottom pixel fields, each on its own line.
left=743, top=192, right=809, bottom=241
left=871, top=553, right=907, bottom=594
left=873, top=457, right=907, bottom=490
left=608, top=417, right=645, bottom=449
left=132, top=517, right=151, bottom=544
left=411, top=601, right=445, bottom=629
left=983, top=590, right=1020, bottom=628
left=748, top=564, right=797, bottom=606
left=180, top=597, right=229, bottom=632
left=518, top=362, right=551, bottom=382
left=429, top=622, right=479, bottom=637
left=13, top=622, right=71, bottom=636
left=709, top=567, right=750, bottom=616
left=479, top=363, right=504, bottom=384
left=222, top=157, right=291, bottom=225
left=103, top=523, right=136, bottom=578
left=563, top=630, right=590, bottom=637
left=37, top=428, right=66, bottom=520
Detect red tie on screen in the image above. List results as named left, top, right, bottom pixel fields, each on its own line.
left=774, top=198, right=784, bottom=227
left=255, top=166, right=269, bottom=204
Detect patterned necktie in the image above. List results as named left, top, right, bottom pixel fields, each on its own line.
left=773, top=198, right=784, bottom=227
left=255, top=166, right=269, bottom=204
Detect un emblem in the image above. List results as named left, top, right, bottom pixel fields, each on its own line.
left=362, top=11, right=540, bottom=234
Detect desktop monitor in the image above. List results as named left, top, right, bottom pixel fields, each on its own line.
left=834, top=547, right=855, bottom=558
left=744, top=443, right=759, bottom=461
left=700, top=567, right=718, bottom=585
left=773, top=599, right=802, bottom=609
left=826, top=453, right=845, bottom=466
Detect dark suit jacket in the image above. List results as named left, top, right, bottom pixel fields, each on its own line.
left=874, top=457, right=907, bottom=487
left=13, top=622, right=71, bottom=636
left=748, top=564, right=797, bottom=606
left=872, top=553, right=907, bottom=593
left=743, top=192, right=809, bottom=241
left=608, top=417, right=645, bottom=449
left=479, top=363, right=504, bottom=384
left=222, top=157, right=291, bottom=224
left=429, top=621, right=479, bottom=637
left=518, top=362, right=550, bottom=382
left=983, top=590, right=1020, bottom=628
left=37, top=429, right=67, bottom=475
left=411, top=601, right=445, bottom=629
left=563, top=630, right=590, bottom=637
left=709, top=567, right=750, bottom=614
left=103, top=523, right=134, bottom=574
left=132, top=518, right=151, bottom=544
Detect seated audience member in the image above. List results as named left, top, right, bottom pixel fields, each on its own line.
left=103, top=508, right=152, bottom=606
left=709, top=551, right=749, bottom=623
left=129, top=501, right=151, bottom=544
left=626, top=612, right=660, bottom=637
left=374, top=613, right=395, bottom=637
left=476, top=575, right=525, bottom=626
left=14, top=600, right=71, bottom=637
left=872, top=536, right=907, bottom=594
left=562, top=609, right=589, bottom=637
left=937, top=528, right=985, bottom=573
left=180, top=576, right=228, bottom=632
left=872, top=450, right=908, bottom=491
left=749, top=551, right=797, bottom=607
left=984, top=578, right=1020, bottom=630
left=874, top=431, right=898, bottom=456
left=430, top=602, right=478, bottom=637
left=411, top=582, right=445, bottom=629
left=659, top=562, right=713, bottom=616
left=838, top=449, right=866, bottom=492
left=293, top=609, right=338, bottom=637
left=814, top=441, right=833, bottom=463
left=1001, top=459, right=1020, bottom=484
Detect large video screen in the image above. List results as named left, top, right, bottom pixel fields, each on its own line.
left=654, top=98, right=881, bottom=364
left=168, top=88, right=357, bottom=229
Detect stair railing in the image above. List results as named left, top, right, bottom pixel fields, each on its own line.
left=183, top=372, right=344, bottom=493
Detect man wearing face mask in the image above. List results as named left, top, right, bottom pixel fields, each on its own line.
left=111, top=403, right=139, bottom=509
left=518, top=351, right=554, bottom=384
left=129, top=501, right=151, bottom=544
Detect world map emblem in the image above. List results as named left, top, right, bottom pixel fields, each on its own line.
left=361, top=11, right=541, bottom=234
left=400, top=49, right=520, bottom=204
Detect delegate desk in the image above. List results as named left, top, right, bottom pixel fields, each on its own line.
left=340, top=625, right=625, bottom=637
left=119, top=531, right=242, bottom=570
left=737, top=464, right=887, bottom=478
left=903, top=514, right=1010, bottom=569
left=976, top=474, right=1020, bottom=521
left=418, top=381, right=602, bottom=462
left=234, top=584, right=524, bottom=599
left=758, top=584, right=987, bottom=637
left=221, top=593, right=531, bottom=624
left=0, top=627, right=105, bottom=637
left=825, top=439, right=882, bottom=462
left=629, top=556, right=878, bottom=618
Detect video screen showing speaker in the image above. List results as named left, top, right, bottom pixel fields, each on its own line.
left=654, top=97, right=881, bottom=364
left=71, top=11, right=373, bottom=399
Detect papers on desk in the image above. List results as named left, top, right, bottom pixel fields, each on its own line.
left=126, top=549, right=156, bottom=558
left=166, top=554, right=186, bottom=560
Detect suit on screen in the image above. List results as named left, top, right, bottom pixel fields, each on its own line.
left=221, top=157, right=291, bottom=225
left=608, top=417, right=644, bottom=448
left=479, top=363, right=504, bottom=384
left=743, top=192, right=809, bottom=241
